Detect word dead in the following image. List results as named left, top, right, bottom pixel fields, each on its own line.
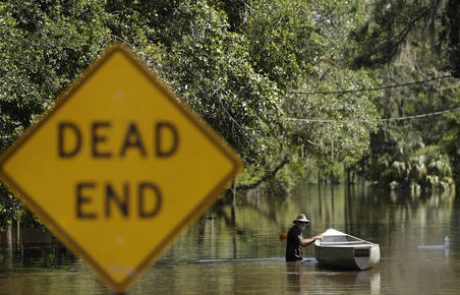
left=58, top=121, right=179, bottom=159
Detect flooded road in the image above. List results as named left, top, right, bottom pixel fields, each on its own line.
left=1, top=183, right=459, bottom=294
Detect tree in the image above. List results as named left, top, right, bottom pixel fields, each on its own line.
left=0, top=0, right=111, bottom=230
left=0, top=0, right=387, bottom=227
left=347, top=0, right=460, bottom=190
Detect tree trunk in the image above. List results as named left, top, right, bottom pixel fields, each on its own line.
left=346, top=168, right=351, bottom=186
left=429, top=0, right=438, bottom=53
left=16, top=212, right=21, bottom=247
left=230, top=183, right=236, bottom=227
left=447, top=0, right=460, bottom=77
left=6, top=223, right=13, bottom=258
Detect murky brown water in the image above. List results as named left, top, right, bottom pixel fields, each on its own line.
left=1, top=183, right=459, bottom=294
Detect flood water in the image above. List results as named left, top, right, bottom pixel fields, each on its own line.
left=1, top=183, right=459, bottom=294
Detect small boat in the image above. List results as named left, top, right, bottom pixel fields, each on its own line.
left=417, top=236, right=449, bottom=250
left=314, top=228, right=380, bottom=270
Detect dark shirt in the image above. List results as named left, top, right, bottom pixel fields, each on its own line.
left=285, top=225, right=303, bottom=261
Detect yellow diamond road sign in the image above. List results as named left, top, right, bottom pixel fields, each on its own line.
left=0, top=44, right=243, bottom=292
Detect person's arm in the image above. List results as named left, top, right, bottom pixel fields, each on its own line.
left=300, top=235, right=323, bottom=246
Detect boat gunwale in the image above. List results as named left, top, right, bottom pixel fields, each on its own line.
left=316, top=241, right=378, bottom=246
left=315, top=244, right=377, bottom=248
left=317, top=229, right=379, bottom=247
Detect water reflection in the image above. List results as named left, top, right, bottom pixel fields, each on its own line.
left=286, top=261, right=304, bottom=292
left=0, top=183, right=458, bottom=294
left=307, top=268, right=381, bottom=295
left=0, top=245, right=76, bottom=271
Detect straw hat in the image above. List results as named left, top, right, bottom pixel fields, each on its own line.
left=293, top=213, right=310, bottom=224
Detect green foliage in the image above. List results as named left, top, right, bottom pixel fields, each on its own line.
left=0, top=0, right=405, bottom=225
left=0, top=0, right=112, bottom=229
left=346, top=0, right=460, bottom=193
left=243, top=0, right=319, bottom=88
left=441, top=88, right=460, bottom=184
left=377, top=146, right=453, bottom=192
left=349, top=1, right=437, bottom=69
left=284, top=1, right=381, bottom=177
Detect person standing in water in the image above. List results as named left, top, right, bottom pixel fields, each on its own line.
left=285, top=213, right=323, bottom=261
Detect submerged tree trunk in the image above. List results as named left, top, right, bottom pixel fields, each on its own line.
left=231, top=184, right=238, bottom=259
left=6, top=223, right=13, bottom=259
left=231, top=184, right=237, bottom=227
left=16, top=212, right=21, bottom=247
left=346, top=167, right=351, bottom=186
